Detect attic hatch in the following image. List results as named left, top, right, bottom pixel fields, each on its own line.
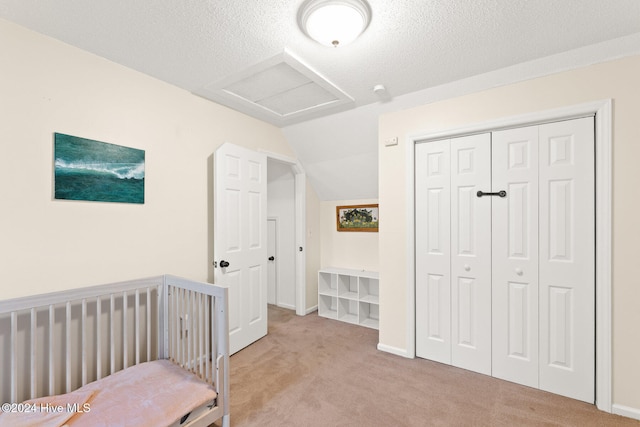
left=194, top=50, right=354, bottom=127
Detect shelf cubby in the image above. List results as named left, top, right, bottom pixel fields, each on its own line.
left=317, top=268, right=379, bottom=330
left=318, top=294, right=337, bottom=319
left=338, top=298, right=358, bottom=324
left=337, top=274, right=358, bottom=300
left=318, top=271, right=337, bottom=296
left=359, top=277, right=379, bottom=304
left=359, top=301, right=379, bottom=329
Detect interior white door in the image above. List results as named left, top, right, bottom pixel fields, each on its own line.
left=267, top=218, right=277, bottom=305
left=450, top=134, right=492, bottom=375
left=415, top=117, right=595, bottom=403
left=538, top=117, right=594, bottom=403
left=415, top=139, right=452, bottom=364
left=491, top=125, right=540, bottom=388
left=416, top=134, right=492, bottom=375
left=214, top=142, right=268, bottom=355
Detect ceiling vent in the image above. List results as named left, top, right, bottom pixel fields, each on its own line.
left=194, top=49, right=354, bottom=127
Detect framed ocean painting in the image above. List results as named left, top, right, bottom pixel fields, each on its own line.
left=54, top=133, right=145, bottom=204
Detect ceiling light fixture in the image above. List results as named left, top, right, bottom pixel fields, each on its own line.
left=298, top=0, right=371, bottom=48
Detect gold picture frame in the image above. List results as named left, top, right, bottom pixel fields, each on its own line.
left=336, top=204, right=379, bottom=232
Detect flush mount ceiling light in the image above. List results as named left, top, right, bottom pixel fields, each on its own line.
left=298, top=0, right=371, bottom=47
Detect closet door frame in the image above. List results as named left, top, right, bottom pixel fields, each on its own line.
left=406, top=100, right=612, bottom=412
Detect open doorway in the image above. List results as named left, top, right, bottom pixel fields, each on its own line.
left=267, top=159, right=296, bottom=310
left=211, top=144, right=307, bottom=354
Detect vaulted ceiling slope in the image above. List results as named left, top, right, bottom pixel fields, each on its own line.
left=1, top=1, right=639, bottom=200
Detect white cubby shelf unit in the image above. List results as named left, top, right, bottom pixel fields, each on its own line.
left=317, top=267, right=379, bottom=330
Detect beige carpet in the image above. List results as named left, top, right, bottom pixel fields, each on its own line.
left=214, top=305, right=637, bottom=427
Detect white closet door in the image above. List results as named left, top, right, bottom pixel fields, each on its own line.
left=450, top=134, right=492, bottom=375
left=491, top=125, right=539, bottom=388
left=538, top=117, right=595, bottom=403
left=415, top=139, right=451, bottom=364
left=415, top=118, right=595, bottom=403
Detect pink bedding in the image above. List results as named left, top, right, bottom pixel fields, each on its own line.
left=0, top=360, right=217, bottom=427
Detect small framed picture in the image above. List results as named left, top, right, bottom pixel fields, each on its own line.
left=336, top=204, right=379, bottom=232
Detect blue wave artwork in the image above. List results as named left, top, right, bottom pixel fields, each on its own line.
left=54, top=133, right=145, bottom=204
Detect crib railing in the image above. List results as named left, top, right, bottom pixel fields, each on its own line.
left=0, top=275, right=228, bottom=412
left=163, top=275, right=229, bottom=398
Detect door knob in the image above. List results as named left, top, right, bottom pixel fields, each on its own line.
left=515, top=267, right=523, bottom=276
left=464, top=264, right=471, bottom=272
left=268, top=256, right=275, bottom=261
left=219, top=260, right=230, bottom=268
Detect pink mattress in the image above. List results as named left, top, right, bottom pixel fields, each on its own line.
left=0, top=359, right=217, bottom=427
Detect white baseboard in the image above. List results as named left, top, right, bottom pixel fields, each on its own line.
left=377, top=343, right=412, bottom=358
left=612, top=404, right=640, bottom=421
left=305, top=305, right=318, bottom=315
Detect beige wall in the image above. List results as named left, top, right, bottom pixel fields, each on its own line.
left=0, top=19, right=320, bottom=308
left=320, top=199, right=379, bottom=272
left=378, top=55, right=640, bottom=410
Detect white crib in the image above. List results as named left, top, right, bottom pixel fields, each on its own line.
left=0, top=274, right=229, bottom=427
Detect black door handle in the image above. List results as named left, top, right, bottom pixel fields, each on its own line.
left=219, top=260, right=230, bottom=268
left=268, top=256, right=275, bottom=261
left=477, top=190, right=507, bottom=198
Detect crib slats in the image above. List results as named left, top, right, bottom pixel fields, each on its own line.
left=97, top=296, right=102, bottom=380
left=169, top=285, right=175, bottom=363
left=11, top=311, right=17, bottom=403
left=191, top=291, right=195, bottom=372
left=65, top=301, right=71, bottom=393
left=110, top=294, right=115, bottom=375
left=135, top=289, right=140, bottom=365
left=146, top=287, right=151, bottom=362
left=170, top=286, right=176, bottom=364
left=30, top=308, right=37, bottom=399
left=82, top=299, right=87, bottom=386
left=176, top=287, right=182, bottom=366
left=187, top=289, right=192, bottom=369
left=178, top=288, right=183, bottom=367
left=212, top=295, right=219, bottom=384
left=174, top=285, right=179, bottom=365
left=1, top=275, right=227, bottom=407
left=49, top=304, right=55, bottom=396
left=123, top=290, right=128, bottom=369
left=189, top=289, right=194, bottom=369
left=205, top=295, right=210, bottom=383
left=198, top=292, right=204, bottom=378
left=178, top=286, right=183, bottom=365
left=214, top=294, right=219, bottom=382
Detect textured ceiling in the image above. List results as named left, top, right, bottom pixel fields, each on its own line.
left=1, top=0, right=639, bottom=199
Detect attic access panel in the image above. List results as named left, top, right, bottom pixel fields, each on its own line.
left=195, top=50, right=354, bottom=126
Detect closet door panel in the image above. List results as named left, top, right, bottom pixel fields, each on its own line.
left=415, top=140, right=451, bottom=363
left=491, top=126, right=539, bottom=388
left=539, top=117, right=595, bottom=403
left=450, top=134, right=491, bottom=375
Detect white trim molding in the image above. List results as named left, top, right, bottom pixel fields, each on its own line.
left=377, top=343, right=412, bottom=358
left=405, top=99, right=612, bottom=412
left=612, top=404, right=640, bottom=421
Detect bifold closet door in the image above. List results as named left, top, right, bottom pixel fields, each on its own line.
left=450, top=134, right=492, bottom=375
left=490, top=117, right=595, bottom=402
left=416, top=139, right=451, bottom=363
left=416, top=117, right=595, bottom=403
left=416, top=134, right=492, bottom=375
left=491, top=125, right=540, bottom=388
left=538, top=118, right=594, bottom=403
